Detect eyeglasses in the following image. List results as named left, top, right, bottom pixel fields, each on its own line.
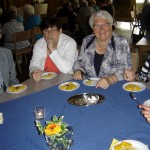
left=93, top=23, right=111, bottom=30
left=43, top=28, right=57, bottom=34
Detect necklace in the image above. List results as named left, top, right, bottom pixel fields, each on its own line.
left=97, top=40, right=108, bottom=49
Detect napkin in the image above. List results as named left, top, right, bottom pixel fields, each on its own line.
left=109, top=138, right=119, bottom=150
left=0, top=112, right=3, bottom=124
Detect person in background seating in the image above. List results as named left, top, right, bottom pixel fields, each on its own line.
left=140, top=4, right=150, bottom=34
left=102, top=0, right=115, bottom=19
left=72, top=0, right=80, bottom=14
left=0, top=47, right=19, bottom=94
left=56, top=1, right=77, bottom=32
left=9, top=6, right=23, bottom=23
left=88, top=0, right=99, bottom=12
left=73, top=10, right=132, bottom=89
left=102, top=0, right=115, bottom=30
left=78, top=0, right=95, bottom=17
left=124, top=55, right=150, bottom=83
left=29, top=17, right=78, bottom=82
left=23, top=4, right=41, bottom=30
left=124, top=55, right=150, bottom=123
left=1, top=10, right=30, bottom=50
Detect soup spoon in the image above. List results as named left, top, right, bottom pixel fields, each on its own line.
left=129, top=92, right=141, bottom=105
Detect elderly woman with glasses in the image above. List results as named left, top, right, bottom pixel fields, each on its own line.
left=73, top=10, right=132, bottom=89
left=29, top=17, right=77, bottom=82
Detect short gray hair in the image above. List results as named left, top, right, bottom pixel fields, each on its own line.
left=89, top=10, right=113, bottom=29
left=23, top=4, right=35, bottom=15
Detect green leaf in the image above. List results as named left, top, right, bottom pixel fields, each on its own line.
left=52, top=115, right=58, bottom=122
left=62, top=139, right=69, bottom=148
left=58, top=116, right=64, bottom=122
left=35, top=121, right=44, bottom=135
left=46, top=121, right=52, bottom=125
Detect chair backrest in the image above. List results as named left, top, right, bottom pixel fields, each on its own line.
left=31, top=27, right=42, bottom=44
left=12, top=29, right=32, bottom=50
left=12, top=29, right=33, bottom=73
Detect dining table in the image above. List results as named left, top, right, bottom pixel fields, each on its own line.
left=0, top=73, right=150, bottom=150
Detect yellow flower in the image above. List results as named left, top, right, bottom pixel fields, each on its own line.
left=44, top=123, right=62, bottom=136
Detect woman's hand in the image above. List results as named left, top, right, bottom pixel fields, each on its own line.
left=73, top=70, right=84, bottom=80
left=32, top=69, right=42, bottom=82
left=139, top=105, right=150, bottom=123
left=124, top=69, right=135, bottom=81
left=47, top=39, right=57, bottom=53
left=96, top=77, right=110, bottom=89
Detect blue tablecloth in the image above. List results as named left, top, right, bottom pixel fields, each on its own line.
left=0, top=80, right=150, bottom=150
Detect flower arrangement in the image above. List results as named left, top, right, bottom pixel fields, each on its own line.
left=35, top=115, right=73, bottom=149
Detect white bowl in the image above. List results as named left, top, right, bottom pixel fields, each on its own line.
left=143, top=99, right=150, bottom=107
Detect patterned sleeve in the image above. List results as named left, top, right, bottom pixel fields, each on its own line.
left=137, top=56, right=150, bottom=82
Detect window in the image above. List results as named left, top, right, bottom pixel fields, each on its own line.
left=136, top=0, right=150, bottom=3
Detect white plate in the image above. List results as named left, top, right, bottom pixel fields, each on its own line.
left=143, top=99, right=150, bottom=107
left=122, top=82, right=146, bottom=92
left=83, top=77, right=100, bottom=86
left=42, top=72, right=57, bottom=80
left=112, top=140, right=149, bottom=150
left=6, top=84, right=27, bottom=94
left=59, top=82, right=80, bottom=91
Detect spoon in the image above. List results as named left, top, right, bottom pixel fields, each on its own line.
left=129, top=92, right=141, bottom=105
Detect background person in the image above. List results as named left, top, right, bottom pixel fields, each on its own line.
left=56, top=1, right=77, bottom=32
left=29, top=17, right=78, bottom=82
left=0, top=47, right=19, bottom=94
left=88, top=0, right=99, bottom=12
left=140, top=4, right=150, bottom=35
left=124, top=55, right=150, bottom=82
left=124, top=56, right=150, bottom=123
left=73, top=10, right=132, bottom=89
left=9, top=5, right=23, bottom=23
left=1, top=10, right=30, bottom=50
left=78, top=0, right=95, bottom=17
left=23, top=4, right=41, bottom=30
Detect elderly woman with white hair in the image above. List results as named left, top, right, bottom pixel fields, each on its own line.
left=73, top=10, right=132, bottom=89
left=9, top=6, right=23, bottom=23
left=23, top=4, right=41, bottom=30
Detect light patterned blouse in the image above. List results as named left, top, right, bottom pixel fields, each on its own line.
left=73, top=32, right=132, bottom=81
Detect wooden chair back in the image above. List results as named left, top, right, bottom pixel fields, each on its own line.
left=12, top=30, right=32, bottom=73
left=31, top=26, right=42, bottom=45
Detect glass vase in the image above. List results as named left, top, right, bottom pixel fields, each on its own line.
left=45, top=126, right=73, bottom=150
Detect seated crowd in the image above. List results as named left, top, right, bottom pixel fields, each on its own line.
left=0, top=1, right=150, bottom=123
